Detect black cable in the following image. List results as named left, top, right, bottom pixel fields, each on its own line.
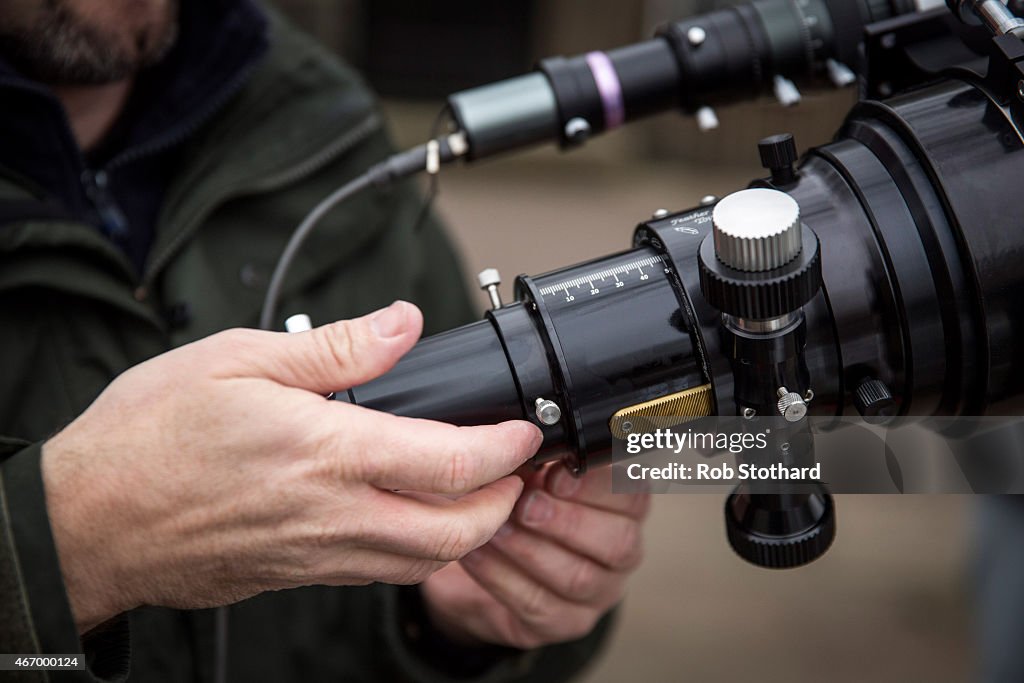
left=258, top=131, right=464, bottom=331
left=259, top=171, right=377, bottom=330
left=213, top=607, right=229, bottom=683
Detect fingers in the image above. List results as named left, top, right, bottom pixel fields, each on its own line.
left=363, top=476, right=525, bottom=561
left=545, top=466, right=651, bottom=520
left=488, top=523, right=624, bottom=606
left=459, top=544, right=603, bottom=645
left=513, top=489, right=645, bottom=571
left=419, top=564, right=524, bottom=647
left=345, top=411, right=542, bottom=495
left=219, top=301, right=424, bottom=394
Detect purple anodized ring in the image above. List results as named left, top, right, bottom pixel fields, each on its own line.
left=584, top=51, right=625, bottom=131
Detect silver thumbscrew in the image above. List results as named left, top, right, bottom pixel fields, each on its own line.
left=477, top=268, right=503, bottom=310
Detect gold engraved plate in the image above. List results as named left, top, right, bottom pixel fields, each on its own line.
left=608, top=384, right=714, bottom=439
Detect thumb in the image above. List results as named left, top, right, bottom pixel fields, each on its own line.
left=253, top=300, right=423, bottom=393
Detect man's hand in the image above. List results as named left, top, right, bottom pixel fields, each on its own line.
left=41, top=301, right=542, bottom=633
left=421, top=464, right=649, bottom=650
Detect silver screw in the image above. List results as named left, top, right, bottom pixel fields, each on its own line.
left=652, top=208, right=670, bottom=219
left=535, top=397, right=562, bottom=426
left=477, top=268, right=503, bottom=310
left=621, top=420, right=634, bottom=433
left=773, top=74, right=802, bottom=107
left=804, top=388, right=815, bottom=403
left=564, top=117, right=592, bottom=144
left=742, top=407, right=757, bottom=420
left=776, top=387, right=808, bottom=422
left=825, top=58, right=856, bottom=88
left=1017, top=79, right=1024, bottom=102
left=695, top=106, right=719, bottom=132
left=700, top=195, right=719, bottom=206
left=687, top=26, right=706, bottom=47
left=780, top=442, right=791, bottom=453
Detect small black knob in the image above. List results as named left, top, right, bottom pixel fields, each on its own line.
left=725, top=484, right=836, bottom=569
left=759, top=133, right=798, bottom=185
left=853, top=378, right=897, bottom=424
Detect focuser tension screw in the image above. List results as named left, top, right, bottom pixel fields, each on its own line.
left=535, top=397, right=562, bottom=426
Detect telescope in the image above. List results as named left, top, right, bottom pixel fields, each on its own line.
left=268, top=0, right=1024, bottom=569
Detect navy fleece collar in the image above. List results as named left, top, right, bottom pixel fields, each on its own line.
left=0, top=0, right=269, bottom=216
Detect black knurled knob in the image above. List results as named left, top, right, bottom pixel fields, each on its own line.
left=725, top=485, right=836, bottom=569
left=698, top=223, right=822, bottom=319
left=853, top=378, right=897, bottom=424
left=759, top=133, right=798, bottom=184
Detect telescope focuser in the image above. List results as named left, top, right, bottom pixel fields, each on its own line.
left=697, top=181, right=835, bottom=569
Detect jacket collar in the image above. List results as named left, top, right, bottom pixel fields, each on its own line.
left=0, top=0, right=268, bottom=217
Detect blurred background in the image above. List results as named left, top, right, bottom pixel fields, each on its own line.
left=276, top=1, right=972, bottom=680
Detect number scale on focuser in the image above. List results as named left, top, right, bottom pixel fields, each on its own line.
left=537, top=254, right=670, bottom=304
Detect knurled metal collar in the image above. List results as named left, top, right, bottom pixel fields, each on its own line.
left=699, top=224, right=822, bottom=320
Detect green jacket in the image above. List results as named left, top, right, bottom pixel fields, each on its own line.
left=0, top=8, right=610, bottom=682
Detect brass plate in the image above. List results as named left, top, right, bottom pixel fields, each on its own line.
left=608, top=384, right=714, bottom=439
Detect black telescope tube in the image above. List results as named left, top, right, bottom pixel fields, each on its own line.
left=342, top=320, right=523, bottom=426
left=344, top=247, right=709, bottom=473
left=515, top=247, right=708, bottom=471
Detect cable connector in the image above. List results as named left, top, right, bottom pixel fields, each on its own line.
left=370, top=131, right=470, bottom=188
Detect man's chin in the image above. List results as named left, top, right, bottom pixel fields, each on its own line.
left=0, top=0, right=178, bottom=85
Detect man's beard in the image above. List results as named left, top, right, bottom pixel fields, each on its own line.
left=0, top=0, right=179, bottom=84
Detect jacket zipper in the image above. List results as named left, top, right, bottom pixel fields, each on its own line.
left=81, top=169, right=129, bottom=241
left=134, top=111, right=382, bottom=300
left=3, top=65, right=261, bottom=261
left=0, top=77, right=134, bottom=242
left=80, top=57, right=265, bottom=282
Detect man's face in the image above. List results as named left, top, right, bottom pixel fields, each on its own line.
left=0, top=0, right=179, bottom=84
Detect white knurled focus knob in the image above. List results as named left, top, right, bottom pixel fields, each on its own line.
left=712, top=188, right=802, bottom=272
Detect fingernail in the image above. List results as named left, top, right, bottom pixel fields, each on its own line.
left=370, top=301, right=407, bottom=339
left=551, top=469, right=581, bottom=498
left=520, top=491, right=554, bottom=527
